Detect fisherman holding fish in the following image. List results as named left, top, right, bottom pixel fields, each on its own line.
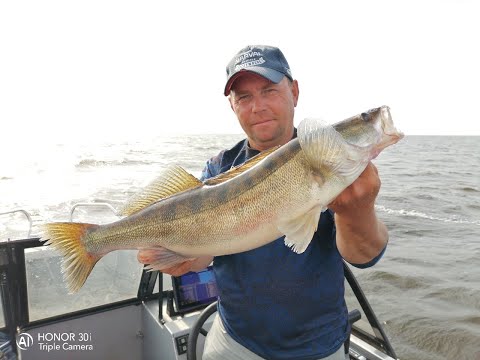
left=43, top=45, right=403, bottom=359
left=147, top=46, right=389, bottom=360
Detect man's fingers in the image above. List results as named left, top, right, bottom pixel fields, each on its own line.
left=162, top=260, right=196, bottom=276
left=137, top=250, right=196, bottom=276
left=137, top=250, right=149, bottom=264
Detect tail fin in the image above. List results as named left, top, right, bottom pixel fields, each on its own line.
left=41, top=222, right=101, bottom=293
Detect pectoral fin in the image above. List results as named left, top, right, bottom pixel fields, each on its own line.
left=298, top=118, right=372, bottom=179
left=278, top=206, right=324, bottom=254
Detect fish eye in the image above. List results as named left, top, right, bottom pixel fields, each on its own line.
left=361, top=112, right=370, bottom=122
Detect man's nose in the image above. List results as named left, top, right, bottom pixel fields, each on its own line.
left=251, top=94, right=267, bottom=113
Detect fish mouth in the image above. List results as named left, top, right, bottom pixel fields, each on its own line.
left=383, top=120, right=404, bottom=145
left=385, top=131, right=405, bottom=143
left=362, top=106, right=405, bottom=159
left=375, top=106, right=404, bottom=153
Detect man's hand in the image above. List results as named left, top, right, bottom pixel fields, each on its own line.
left=329, top=162, right=388, bottom=264
left=328, top=162, right=380, bottom=215
left=158, top=259, right=198, bottom=276
left=137, top=250, right=213, bottom=276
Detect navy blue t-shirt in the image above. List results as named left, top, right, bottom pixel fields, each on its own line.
left=200, top=136, right=385, bottom=359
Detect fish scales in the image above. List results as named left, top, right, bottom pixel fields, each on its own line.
left=85, top=140, right=309, bottom=256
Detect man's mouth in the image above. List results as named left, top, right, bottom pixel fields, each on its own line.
left=253, top=119, right=274, bottom=126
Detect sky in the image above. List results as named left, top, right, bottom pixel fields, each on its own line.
left=1, top=0, right=479, bottom=147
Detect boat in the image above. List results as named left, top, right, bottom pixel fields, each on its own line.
left=0, top=204, right=398, bottom=360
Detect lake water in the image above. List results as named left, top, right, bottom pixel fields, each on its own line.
left=1, top=134, right=479, bottom=359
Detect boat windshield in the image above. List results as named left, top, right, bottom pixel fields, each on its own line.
left=26, top=247, right=143, bottom=320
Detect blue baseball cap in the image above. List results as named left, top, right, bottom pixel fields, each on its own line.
left=224, top=45, right=293, bottom=96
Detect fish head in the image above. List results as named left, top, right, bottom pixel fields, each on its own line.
left=334, top=106, right=404, bottom=159
left=297, top=106, right=403, bottom=181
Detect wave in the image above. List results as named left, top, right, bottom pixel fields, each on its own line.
left=365, top=270, right=431, bottom=290
left=426, top=286, right=480, bottom=310
left=466, top=204, right=480, bottom=211
left=375, top=205, right=480, bottom=226
left=458, top=186, right=479, bottom=193
left=388, top=314, right=480, bottom=360
left=76, top=158, right=152, bottom=168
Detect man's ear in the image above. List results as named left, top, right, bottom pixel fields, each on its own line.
left=291, top=80, right=300, bottom=107
left=228, top=96, right=235, bottom=112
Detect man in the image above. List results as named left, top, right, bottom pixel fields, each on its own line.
left=145, top=45, right=388, bottom=359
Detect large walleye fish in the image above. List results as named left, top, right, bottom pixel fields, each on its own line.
left=42, top=106, right=403, bottom=292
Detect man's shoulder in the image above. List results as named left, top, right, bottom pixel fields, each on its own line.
left=201, top=138, right=247, bottom=180
left=217, top=138, right=246, bottom=161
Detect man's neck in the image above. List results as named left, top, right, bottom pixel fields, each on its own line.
left=247, top=128, right=296, bottom=152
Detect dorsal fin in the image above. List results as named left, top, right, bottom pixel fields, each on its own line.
left=119, top=165, right=202, bottom=216
left=204, top=145, right=280, bottom=186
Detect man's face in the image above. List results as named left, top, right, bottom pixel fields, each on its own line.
left=229, top=73, right=299, bottom=151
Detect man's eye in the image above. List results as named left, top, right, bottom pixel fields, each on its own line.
left=237, top=95, right=250, bottom=102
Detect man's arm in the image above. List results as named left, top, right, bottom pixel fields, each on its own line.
left=328, top=162, right=388, bottom=265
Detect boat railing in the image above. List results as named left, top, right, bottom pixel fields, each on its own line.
left=69, top=202, right=120, bottom=221
left=1, top=204, right=120, bottom=240
left=0, top=209, right=33, bottom=238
